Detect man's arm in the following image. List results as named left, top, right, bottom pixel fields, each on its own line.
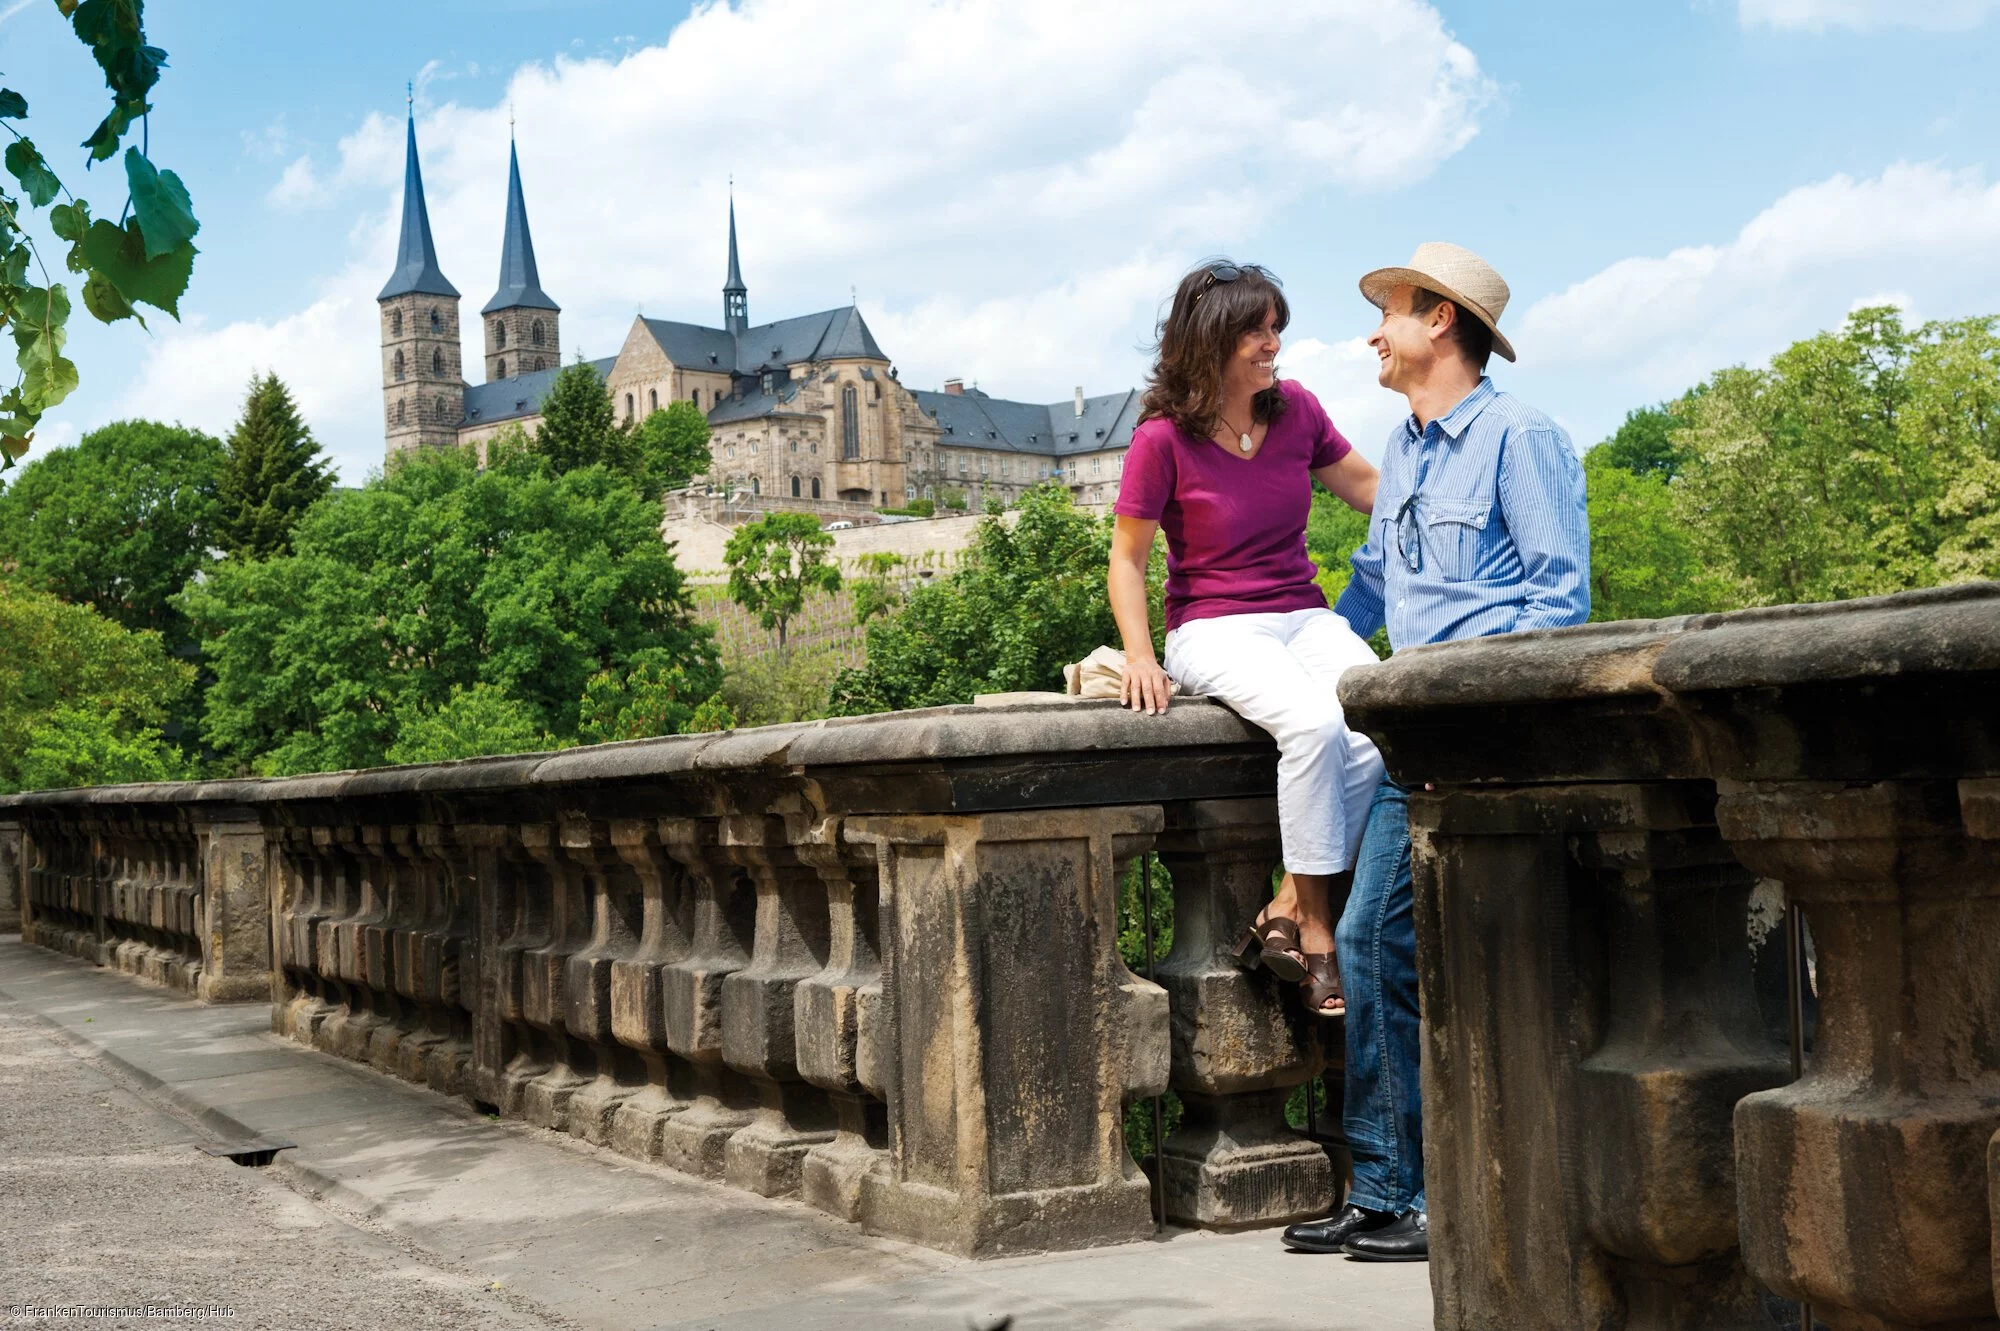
left=1497, top=426, right=1591, bottom=631
left=1334, top=521, right=1388, bottom=639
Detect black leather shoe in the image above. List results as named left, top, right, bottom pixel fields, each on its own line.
left=1342, top=1209, right=1427, bottom=1261
left=1280, top=1203, right=1396, bottom=1253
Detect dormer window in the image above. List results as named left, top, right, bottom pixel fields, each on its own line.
left=761, top=371, right=773, bottom=395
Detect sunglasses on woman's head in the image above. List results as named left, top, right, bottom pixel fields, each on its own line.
left=1194, top=263, right=1278, bottom=300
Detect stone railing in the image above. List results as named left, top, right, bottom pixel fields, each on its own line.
left=1342, top=583, right=2000, bottom=1330
left=0, top=699, right=1338, bottom=1256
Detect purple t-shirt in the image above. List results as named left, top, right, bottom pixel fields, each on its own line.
left=1114, top=380, right=1352, bottom=632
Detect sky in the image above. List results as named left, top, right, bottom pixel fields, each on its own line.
left=7, top=0, right=2000, bottom=483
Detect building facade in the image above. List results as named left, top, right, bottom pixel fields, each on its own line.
left=380, top=112, right=1139, bottom=513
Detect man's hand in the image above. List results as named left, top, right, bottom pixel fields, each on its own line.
left=1121, top=657, right=1175, bottom=716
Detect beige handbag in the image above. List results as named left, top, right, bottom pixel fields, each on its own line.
left=1063, top=645, right=1181, bottom=700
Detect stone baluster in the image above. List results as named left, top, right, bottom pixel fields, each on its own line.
left=0, top=818, right=21, bottom=934
left=318, top=826, right=382, bottom=1061
left=192, top=810, right=270, bottom=1004
left=516, top=822, right=594, bottom=1129
left=1725, top=779, right=2000, bottom=1329
left=272, top=826, right=330, bottom=1041
left=487, top=823, right=556, bottom=1115
left=559, top=813, right=647, bottom=1144
left=847, top=806, right=1169, bottom=1257
left=107, top=831, right=142, bottom=979
left=607, top=817, right=696, bottom=1160
left=1151, top=797, right=1331, bottom=1228
left=166, top=827, right=204, bottom=990
left=381, top=825, right=443, bottom=1086
left=712, top=813, right=837, bottom=1197
left=356, top=826, right=413, bottom=1070
left=655, top=816, right=757, bottom=1178
left=795, top=815, right=888, bottom=1221
left=412, top=824, right=476, bottom=1097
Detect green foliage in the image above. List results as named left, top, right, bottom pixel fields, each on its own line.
left=718, top=645, right=848, bottom=727
left=1582, top=449, right=1726, bottom=621
left=630, top=401, right=712, bottom=499
left=1595, top=402, right=1692, bottom=482
left=880, top=498, right=934, bottom=518
left=852, top=551, right=904, bottom=626
left=0, top=579, right=192, bottom=793
left=178, top=446, right=719, bottom=776
left=215, top=372, right=333, bottom=560
left=1302, top=488, right=1389, bottom=657
left=532, top=358, right=632, bottom=477
left=576, top=648, right=725, bottom=743
left=687, top=692, right=737, bottom=733
left=0, top=417, right=222, bottom=643
left=1, top=1, right=198, bottom=466
left=827, top=484, right=1128, bottom=714
left=386, top=683, right=552, bottom=765
left=724, top=511, right=842, bottom=648
left=935, top=487, right=967, bottom=512
left=1673, top=306, right=2000, bottom=604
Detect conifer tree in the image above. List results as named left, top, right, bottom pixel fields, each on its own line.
left=216, top=372, right=333, bottom=560
left=533, top=357, right=635, bottom=478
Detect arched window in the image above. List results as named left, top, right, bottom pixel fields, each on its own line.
left=531, top=319, right=545, bottom=347
left=496, top=357, right=507, bottom=380
left=428, top=307, right=441, bottom=333
left=395, top=399, right=406, bottom=425
left=393, top=350, right=405, bottom=381
left=493, top=321, right=506, bottom=349
left=435, top=395, right=447, bottom=422
left=691, top=389, right=701, bottom=408
left=390, top=310, right=403, bottom=337
left=649, top=389, right=658, bottom=412
left=625, top=393, right=635, bottom=420
left=431, top=348, right=444, bottom=376
left=533, top=356, right=544, bottom=371
left=841, top=385, right=859, bottom=459
left=791, top=476, right=801, bottom=497
left=750, top=476, right=760, bottom=495
left=810, top=477, right=821, bottom=499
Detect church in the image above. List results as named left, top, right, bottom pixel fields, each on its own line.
left=377, top=113, right=1141, bottom=514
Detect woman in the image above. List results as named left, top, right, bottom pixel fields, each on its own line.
left=1108, top=260, right=1382, bottom=1015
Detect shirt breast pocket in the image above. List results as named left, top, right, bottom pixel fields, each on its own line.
left=1421, top=499, right=1494, bottom=582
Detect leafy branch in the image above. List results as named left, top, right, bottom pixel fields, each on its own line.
left=0, top=0, right=198, bottom=467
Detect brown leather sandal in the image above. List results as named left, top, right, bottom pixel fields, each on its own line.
left=1226, top=913, right=1308, bottom=982
left=1302, top=953, right=1345, bottom=1017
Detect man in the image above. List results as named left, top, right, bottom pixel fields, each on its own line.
left=1282, top=243, right=1590, bottom=1262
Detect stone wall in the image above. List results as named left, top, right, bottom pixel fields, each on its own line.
left=1, top=698, right=1336, bottom=1257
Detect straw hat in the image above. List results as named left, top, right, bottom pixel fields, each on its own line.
left=1359, top=242, right=1516, bottom=363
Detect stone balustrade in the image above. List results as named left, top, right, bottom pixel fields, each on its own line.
left=1341, top=582, right=2000, bottom=1331
left=0, top=698, right=1332, bottom=1256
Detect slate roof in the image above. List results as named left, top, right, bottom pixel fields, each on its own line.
left=482, top=141, right=559, bottom=314
left=707, top=376, right=821, bottom=425
left=461, top=356, right=616, bottom=428
left=379, top=115, right=458, bottom=301
left=639, top=305, right=886, bottom=376
left=909, top=387, right=1142, bottom=457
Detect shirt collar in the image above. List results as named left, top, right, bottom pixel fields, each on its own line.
left=1400, top=376, right=1497, bottom=446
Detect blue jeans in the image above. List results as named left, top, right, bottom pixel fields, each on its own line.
left=1336, top=778, right=1424, bottom=1216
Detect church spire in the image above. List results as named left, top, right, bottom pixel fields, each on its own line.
left=379, top=106, right=457, bottom=301
left=723, top=188, right=748, bottom=337
left=482, top=136, right=558, bottom=315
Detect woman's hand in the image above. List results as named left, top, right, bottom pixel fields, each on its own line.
left=1121, top=655, right=1174, bottom=715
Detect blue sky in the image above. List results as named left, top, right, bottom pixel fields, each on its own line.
left=8, top=0, right=2000, bottom=482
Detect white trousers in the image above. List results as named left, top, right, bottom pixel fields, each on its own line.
left=1163, top=606, right=1385, bottom=876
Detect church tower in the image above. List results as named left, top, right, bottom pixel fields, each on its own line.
left=380, top=106, right=462, bottom=457
left=723, top=194, right=748, bottom=337
left=480, top=136, right=559, bottom=382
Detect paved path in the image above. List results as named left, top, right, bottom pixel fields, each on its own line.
left=0, top=937, right=1433, bottom=1330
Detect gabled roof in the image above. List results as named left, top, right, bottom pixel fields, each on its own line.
left=707, top=375, right=820, bottom=426
left=482, top=140, right=558, bottom=315
left=639, top=305, right=886, bottom=375
left=379, top=114, right=458, bottom=302
left=909, top=387, right=1142, bottom=457
left=461, top=356, right=617, bottom=428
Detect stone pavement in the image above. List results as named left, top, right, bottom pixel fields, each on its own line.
left=0, top=936, right=1433, bottom=1331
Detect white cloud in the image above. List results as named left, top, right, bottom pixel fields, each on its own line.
left=1738, top=0, right=1999, bottom=30
left=87, top=0, right=1491, bottom=482
left=1515, top=162, right=2000, bottom=400
left=1280, top=336, right=1408, bottom=464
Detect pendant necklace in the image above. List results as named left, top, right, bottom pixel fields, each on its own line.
left=1220, top=413, right=1255, bottom=454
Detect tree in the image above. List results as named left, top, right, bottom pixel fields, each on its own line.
left=0, top=579, right=191, bottom=792
left=852, top=551, right=904, bottom=626
left=386, top=683, right=552, bottom=765
left=828, top=484, right=1126, bottom=714
left=3, top=0, right=200, bottom=468
left=1595, top=402, right=1693, bottom=482
left=936, top=487, right=968, bottom=513
left=1581, top=448, right=1728, bottom=621
left=532, top=358, right=632, bottom=477
left=0, top=417, right=222, bottom=642
left=724, top=511, right=841, bottom=648
left=576, top=648, right=725, bottom=743
left=631, top=401, right=712, bottom=499
left=215, top=372, right=333, bottom=560
left=178, top=446, right=720, bottom=776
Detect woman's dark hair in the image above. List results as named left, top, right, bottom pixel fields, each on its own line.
left=1140, top=259, right=1290, bottom=438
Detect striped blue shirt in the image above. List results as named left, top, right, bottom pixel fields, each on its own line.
left=1334, top=377, right=1590, bottom=650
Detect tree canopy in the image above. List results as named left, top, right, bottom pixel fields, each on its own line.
left=724, top=511, right=841, bottom=648
left=531, top=358, right=634, bottom=478
left=215, top=371, right=333, bottom=560
left=0, top=417, right=221, bottom=643
left=179, top=446, right=720, bottom=776
left=630, top=401, right=713, bottom=499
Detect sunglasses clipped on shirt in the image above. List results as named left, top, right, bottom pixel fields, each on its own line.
left=1394, top=493, right=1425, bottom=574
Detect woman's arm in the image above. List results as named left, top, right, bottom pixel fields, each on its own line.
left=1312, top=450, right=1380, bottom=515
left=1108, top=515, right=1174, bottom=714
